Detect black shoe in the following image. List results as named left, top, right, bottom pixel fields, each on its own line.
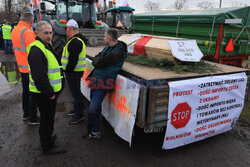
left=82, top=132, right=102, bottom=139
left=69, top=116, right=84, bottom=124
left=64, top=111, right=75, bottom=117
left=28, top=117, right=40, bottom=126
left=28, top=120, right=40, bottom=126
left=43, top=146, right=66, bottom=155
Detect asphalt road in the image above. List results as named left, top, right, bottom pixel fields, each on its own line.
left=0, top=83, right=250, bottom=167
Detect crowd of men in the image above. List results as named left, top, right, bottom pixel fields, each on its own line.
left=0, top=20, right=19, bottom=85
left=9, top=12, right=128, bottom=155
left=0, top=20, right=18, bottom=54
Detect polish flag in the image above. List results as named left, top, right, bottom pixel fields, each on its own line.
left=95, top=2, right=98, bottom=12
left=123, top=0, right=129, bottom=7
left=32, top=0, right=37, bottom=9
left=29, top=0, right=34, bottom=14
left=126, top=34, right=152, bottom=55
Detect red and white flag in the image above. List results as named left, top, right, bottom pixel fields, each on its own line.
left=123, top=0, right=129, bottom=7
left=32, top=0, right=38, bottom=9
left=126, top=34, right=152, bottom=55
left=94, top=2, right=98, bottom=12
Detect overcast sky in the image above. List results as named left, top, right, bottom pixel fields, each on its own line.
left=100, top=0, right=249, bottom=13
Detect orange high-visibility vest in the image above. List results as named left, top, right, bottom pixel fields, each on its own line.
left=11, top=21, right=36, bottom=73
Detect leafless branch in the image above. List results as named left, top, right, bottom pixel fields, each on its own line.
left=144, top=1, right=160, bottom=11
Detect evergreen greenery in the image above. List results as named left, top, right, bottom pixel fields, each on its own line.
left=126, top=54, right=218, bottom=74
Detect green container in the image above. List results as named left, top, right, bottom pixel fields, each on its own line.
left=131, top=7, right=250, bottom=57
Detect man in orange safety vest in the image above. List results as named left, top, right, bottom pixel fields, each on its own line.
left=12, top=12, right=39, bottom=125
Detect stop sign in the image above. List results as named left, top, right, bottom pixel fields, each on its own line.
left=171, top=102, right=191, bottom=129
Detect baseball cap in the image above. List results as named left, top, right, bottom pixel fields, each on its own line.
left=64, top=19, right=79, bottom=29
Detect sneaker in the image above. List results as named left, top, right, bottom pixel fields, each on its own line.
left=43, top=146, right=66, bottom=155
left=23, top=116, right=29, bottom=121
left=64, top=111, right=75, bottom=117
left=82, top=132, right=102, bottom=139
left=28, top=120, right=40, bottom=126
left=69, top=116, right=84, bottom=124
left=28, top=116, right=40, bottom=125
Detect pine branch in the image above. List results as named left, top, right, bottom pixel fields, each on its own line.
left=125, top=54, right=218, bottom=74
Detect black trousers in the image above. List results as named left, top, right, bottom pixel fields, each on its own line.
left=32, top=93, right=57, bottom=151
left=20, top=73, right=38, bottom=121
left=65, top=72, right=84, bottom=117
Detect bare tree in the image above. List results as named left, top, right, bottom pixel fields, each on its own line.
left=103, top=0, right=107, bottom=11
left=144, top=1, right=160, bottom=11
left=173, top=0, right=188, bottom=10
left=197, top=1, right=213, bottom=9
left=12, top=0, right=27, bottom=12
left=3, top=0, right=15, bottom=21
left=231, top=1, right=248, bottom=7
left=1, top=0, right=27, bottom=22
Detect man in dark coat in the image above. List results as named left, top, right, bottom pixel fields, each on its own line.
left=28, top=21, right=66, bottom=155
left=82, top=28, right=127, bottom=139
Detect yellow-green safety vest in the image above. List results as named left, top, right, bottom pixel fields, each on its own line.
left=7, top=71, right=18, bottom=84
left=2, top=24, right=12, bottom=40
left=1, top=64, right=18, bottom=84
left=61, top=37, right=86, bottom=71
left=27, top=40, right=63, bottom=93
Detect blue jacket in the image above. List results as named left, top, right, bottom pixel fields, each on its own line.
left=87, top=41, right=127, bottom=90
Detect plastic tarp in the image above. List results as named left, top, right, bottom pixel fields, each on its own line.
left=132, top=6, right=250, bottom=27
left=105, top=6, right=135, bottom=13
left=131, top=7, right=250, bottom=56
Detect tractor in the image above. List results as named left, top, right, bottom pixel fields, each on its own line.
left=105, top=6, right=134, bottom=30
left=35, top=0, right=104, bottom=54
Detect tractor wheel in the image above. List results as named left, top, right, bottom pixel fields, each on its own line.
left=88, top=35, right=98, bottom=47
left=52, top=33, right=67, bottom=58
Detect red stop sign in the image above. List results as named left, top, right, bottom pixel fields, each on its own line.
left=171, top=102, right=191, bottom=129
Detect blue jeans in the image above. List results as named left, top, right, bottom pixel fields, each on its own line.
left=88, top=89, right=108, bottom=133
left=4, top=39, right=13, bottom=54
left=65, top=72, right=84, bottom=118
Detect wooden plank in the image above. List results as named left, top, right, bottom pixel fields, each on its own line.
left=118, top=34, right=187, bottom=60
left=86, top=46, right=249, bottom=80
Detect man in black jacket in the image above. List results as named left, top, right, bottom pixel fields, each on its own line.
left=62, top=19, right=86, bottom=124
left=28, top=21, right=66, bottom=155
left=82, top=28, right=127, bottom=139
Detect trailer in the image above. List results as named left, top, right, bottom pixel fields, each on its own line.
left=86, top=46, right=249, bottom=130
left=85, top=45, right=249, bottom=148
left=130, top=7, right=250, bottom=67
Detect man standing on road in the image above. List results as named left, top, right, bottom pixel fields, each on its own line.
left=82, top=28, right=127, bottom=139
left=11, top=12, right=39, bottom=125
left=61, top=19, right=86, bottom=124
left=28, top=21, right=66, bottom=155
left=1, top=21, right=13, bottom=54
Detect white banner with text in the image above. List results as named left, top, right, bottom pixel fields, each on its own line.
left=167, top=40, right=204, bottom=62
left=81, top=58, right=140, bottom=146
left=163, top=72, right=247, bottom=149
